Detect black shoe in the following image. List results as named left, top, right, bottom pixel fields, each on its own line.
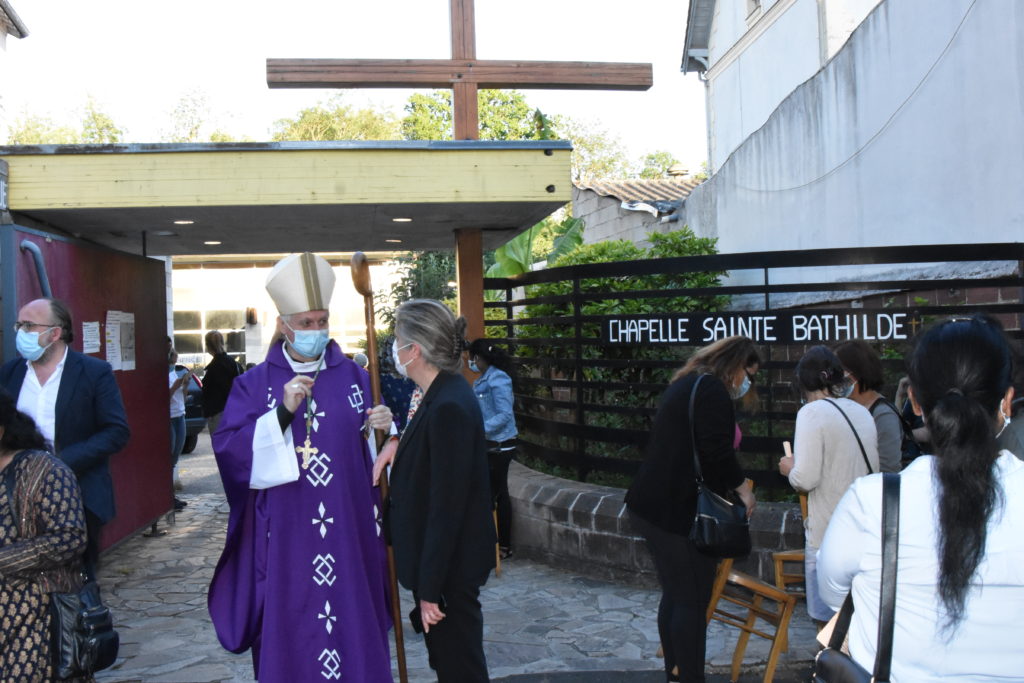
left=173, top=497, right=187, bottom=511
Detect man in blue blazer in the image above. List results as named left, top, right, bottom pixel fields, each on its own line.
left=1, top=298, right=130, bottom=580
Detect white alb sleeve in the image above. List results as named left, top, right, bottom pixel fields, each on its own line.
left=249, top=409, right=300, bottom=489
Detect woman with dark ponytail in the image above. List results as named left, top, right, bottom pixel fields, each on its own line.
left=818, top=315, right=1024, bottom=679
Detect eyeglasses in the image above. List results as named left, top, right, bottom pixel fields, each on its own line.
left=13, top=321, right=56, bottom=333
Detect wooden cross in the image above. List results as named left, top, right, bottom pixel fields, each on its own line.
left=266, top=0, right=653, bottom=344
left=296, top=436, right=318, bottom=470
left=266, top=0, right=653, bottom=140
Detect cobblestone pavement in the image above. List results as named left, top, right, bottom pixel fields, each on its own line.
left=94, top=433, right=816, bottom=682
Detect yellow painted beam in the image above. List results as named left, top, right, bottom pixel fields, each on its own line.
left=2, top=148, right=571, bottom=210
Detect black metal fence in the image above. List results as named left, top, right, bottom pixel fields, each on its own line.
left=483, top=243, right=1024, bottom=495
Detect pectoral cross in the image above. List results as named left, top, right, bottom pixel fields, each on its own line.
left=297, top=437, right=319, bottom=470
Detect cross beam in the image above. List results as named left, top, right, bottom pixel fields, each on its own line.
left=266, top=59, right=653, bottom=91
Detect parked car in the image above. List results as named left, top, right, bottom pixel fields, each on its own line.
left=177, top=367, right=206, bottom=454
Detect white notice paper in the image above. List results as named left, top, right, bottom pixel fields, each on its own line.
left=105, top=311, right=122, bottom=371
left=82, top=322, right=101, bottom=354
left=120, top=312, right=136, bottom=371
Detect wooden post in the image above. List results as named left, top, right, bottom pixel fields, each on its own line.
left=456, top=228, right=484, bottom=344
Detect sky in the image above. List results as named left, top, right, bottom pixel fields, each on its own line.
left=1, top=0, right=709, bottom=172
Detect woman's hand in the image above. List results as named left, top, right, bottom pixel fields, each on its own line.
left=778, top=455, right=794, bottom=477
left=365, top=404, right=393, bottom=432
left=734, top=480, right=756, bottom=519
left=419, top=599, right=446, bottom=633
left=372, top=437, right=398, bottom=486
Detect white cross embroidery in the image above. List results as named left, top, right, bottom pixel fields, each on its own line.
left=318, top=649, right=342, bottom=680
left=318, top=600, right=337, bottom=634
left=348, top=384, right=365, bottom=414
left=312, top=553, right=336, bottom=586
left=308, top=397, right=326, bottom=433
left=312, top=502, right=334, bottom=539
left=305, top=451, right=334, bottom=487
left=265, top=386, right=278, bottom=410
left=373, top=503, right=381, bottom=537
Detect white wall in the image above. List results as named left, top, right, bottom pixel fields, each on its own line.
left=703, top=0, right=883, bottom=171
left=683, top=0, right=1024, bottom=256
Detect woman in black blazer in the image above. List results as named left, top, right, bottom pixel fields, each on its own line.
left=375, top=299, right=495, bottom=682
left=625, top=336, right=759, bottom=683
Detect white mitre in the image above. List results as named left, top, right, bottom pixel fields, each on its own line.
left=265, top=252, right=336, bottom=314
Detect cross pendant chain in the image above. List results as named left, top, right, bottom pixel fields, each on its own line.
left=295, top=356, right=325, bottom=471
left=297, top=436, right=319, bottom=470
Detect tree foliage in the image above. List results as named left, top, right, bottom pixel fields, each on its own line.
left=272, top=95, right=401, bottom=141
left=5, top=98, right=125, bottom=145
left=377, top=251, right=457, bottom=330
left=5, top=114, right=80, bottom=144
left=80, top=98, right=124, bottom=144
left=638, top=150, right=681, bottom=179
left=550, top=116, right=632, bottom=182
left=164, top=91, right=211, bottom=143
left=402, top=89, right=539, bottom=141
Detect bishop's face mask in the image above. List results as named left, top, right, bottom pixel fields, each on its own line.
left=284, top=321, right=330, bottom=358
left=16, top=327, right=56, bottom=362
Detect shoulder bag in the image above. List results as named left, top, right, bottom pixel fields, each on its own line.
left=2, top=451, right=119, bottom=679
left=813, top=472, right=900, bottom=682
left=686, top=374, right=751, bottom=558
left=823, top=399, right=875, bottom=474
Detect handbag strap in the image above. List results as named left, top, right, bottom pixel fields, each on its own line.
left=822, top=398, right=874, bottom=474
left=688, top=374, right=707, bottom=482
left=826, top=473, right=900, bottom=681
left=873, top=472, right=900, bottom=681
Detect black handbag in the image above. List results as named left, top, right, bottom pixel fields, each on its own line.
left=2, top=451, right=119, bottom=679
left=813, top=472, right=900, bottom=682
left=50, top=582, right=120, bottom=679
left=686, top=375, right=751, bottom=558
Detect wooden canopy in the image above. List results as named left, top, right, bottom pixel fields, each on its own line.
left=0, top=140, right=572, bottom=256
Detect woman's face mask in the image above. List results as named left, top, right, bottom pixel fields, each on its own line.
left=731, top=374, right=751, bottom=400
left=392, top=340, right=413, bottom=378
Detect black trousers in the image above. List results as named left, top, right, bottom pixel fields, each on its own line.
left=415, top=581, right=489, bottom=682
left=487, top=448, right=514, bottom=548
left=84, top=510, right=103, bottom=582
left=630, top=512, right=716, bottom=683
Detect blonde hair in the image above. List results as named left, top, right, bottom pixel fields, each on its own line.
left=673, top=335, right=760, bottom=385
left=395, top=299, right=467, bottom=374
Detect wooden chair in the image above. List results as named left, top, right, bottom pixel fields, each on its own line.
left=705, top=558, right=797, bottom=683
left=772, top=494, right=809, bottom=597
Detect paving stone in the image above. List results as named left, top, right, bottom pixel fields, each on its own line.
left=92, top=433, right=816, bottom=683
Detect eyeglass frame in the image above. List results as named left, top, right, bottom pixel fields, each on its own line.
left=12, top=321, right=58, bottom=333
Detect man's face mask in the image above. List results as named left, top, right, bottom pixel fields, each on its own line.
left=284, top=320, right=330, bottom=358
left=16, top=327, right=56, bottom=362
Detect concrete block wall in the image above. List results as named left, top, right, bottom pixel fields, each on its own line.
left=573, top=188, right=665, bottom=247
left=508, top=461, right=806, bottom=588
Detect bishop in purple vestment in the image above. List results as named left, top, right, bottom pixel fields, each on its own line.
left=208, top=253, right=394, bottom=682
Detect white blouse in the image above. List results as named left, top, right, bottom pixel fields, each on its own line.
left=818, top=451, right=1024, bottom=681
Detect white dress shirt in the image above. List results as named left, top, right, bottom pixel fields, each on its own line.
left=17, top=346, right=68, bottom=448
left=818, top=451, right=1024, bottom=681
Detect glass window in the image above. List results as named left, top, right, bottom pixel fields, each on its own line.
left=206, top=310, right=245, bottom=330
left=174, top=311, right=201, bottom=330
left=173, top=333, right=203, bottom=355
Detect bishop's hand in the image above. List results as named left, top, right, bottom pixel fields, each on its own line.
left=283, top=375, right=314, bottom=413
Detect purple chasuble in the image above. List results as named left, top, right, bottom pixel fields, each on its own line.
left=208, top=341, right=392, bottom=682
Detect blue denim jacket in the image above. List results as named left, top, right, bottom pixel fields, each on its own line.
left=473, top=366, right=517, bottom=442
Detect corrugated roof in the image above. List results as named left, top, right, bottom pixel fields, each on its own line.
left=575, top=178, right=701, bottom=203
left=0, top=0, right=29, bottom=38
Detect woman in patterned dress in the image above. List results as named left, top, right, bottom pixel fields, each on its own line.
left=0, top=391, right=89, bottom=682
